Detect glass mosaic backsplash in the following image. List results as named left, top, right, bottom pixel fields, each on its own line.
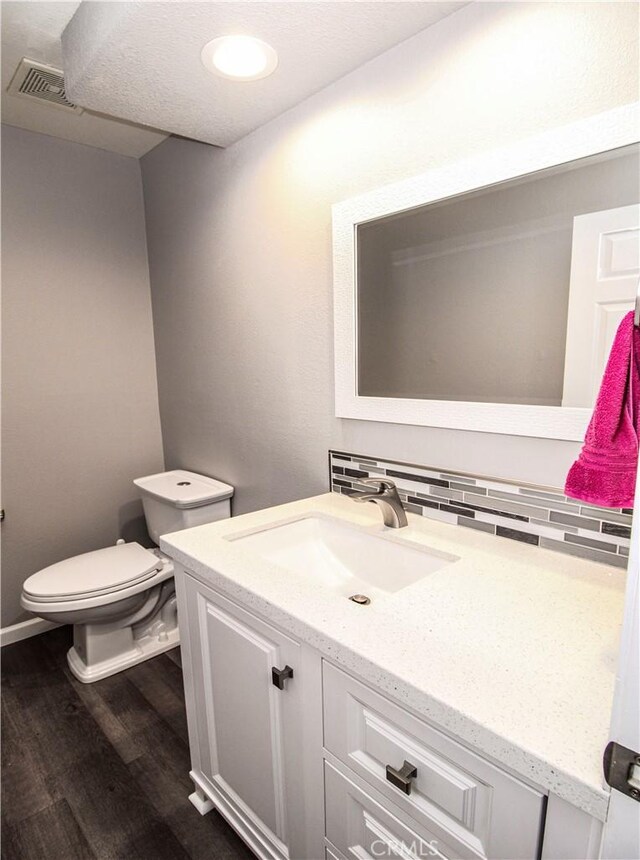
left=329, top=450, right=632, bottom=569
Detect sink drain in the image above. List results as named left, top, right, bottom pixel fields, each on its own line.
left=348, top=594, right=371, bottom=605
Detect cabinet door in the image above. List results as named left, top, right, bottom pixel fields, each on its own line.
left=181, top=573, right=307, bottom=859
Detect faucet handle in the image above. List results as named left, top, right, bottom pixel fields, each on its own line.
left=359, top=477, right=397, bottom=492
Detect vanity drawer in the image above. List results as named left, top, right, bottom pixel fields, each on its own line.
left=325, top=760, right=450, bottom=860
left=325, top=840, right=348, bottom=860
left=323, top=662, right=544, bottom=860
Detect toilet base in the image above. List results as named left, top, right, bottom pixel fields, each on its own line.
left=67, top=627, right=180, bottom=683
left=67, top=583, right=181, bottom=683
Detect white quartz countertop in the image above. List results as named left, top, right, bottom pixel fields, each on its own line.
left=160, top=492, right=626, bottom=820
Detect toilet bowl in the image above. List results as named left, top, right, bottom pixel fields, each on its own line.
left=21, top=470, right=234, bottom=683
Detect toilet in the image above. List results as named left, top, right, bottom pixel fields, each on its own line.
left=21, top=469, right=233, bottom=683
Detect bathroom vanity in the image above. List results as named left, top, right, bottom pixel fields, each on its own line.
left=162, top=492, right=625, bottom=860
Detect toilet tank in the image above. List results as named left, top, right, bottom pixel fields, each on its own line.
left=133, top=470, right=234, bottom=544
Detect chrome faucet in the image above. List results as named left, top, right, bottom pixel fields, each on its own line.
left=351, top=477, right=408, bottom=528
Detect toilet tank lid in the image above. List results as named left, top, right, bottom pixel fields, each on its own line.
left=134, top=470, right=234, bottom=509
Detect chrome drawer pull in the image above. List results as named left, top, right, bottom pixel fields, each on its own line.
left=386, top=760, right=418, bottom=794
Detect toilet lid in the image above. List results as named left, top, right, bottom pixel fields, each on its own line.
left=23, top=542, right=163, bottom=602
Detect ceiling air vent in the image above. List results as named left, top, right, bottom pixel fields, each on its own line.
left=7, top=58, right=83, bottom=114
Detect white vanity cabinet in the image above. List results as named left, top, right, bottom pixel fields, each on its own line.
left=176, top=566, right=601, bottom=860
left=177, top=569, right=322, bottom=860
left=322, top=663, right=545, bottom=860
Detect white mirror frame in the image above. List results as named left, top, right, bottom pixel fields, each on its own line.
left=333, top=102, right=640, bottom=441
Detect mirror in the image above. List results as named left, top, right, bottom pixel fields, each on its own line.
left=357, top=145, right=639, bottom=407
left=333, top=105, right=640, bottom=439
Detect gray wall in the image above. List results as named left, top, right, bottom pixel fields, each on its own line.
left=140, top=2, right=639, bottom=517
left=1, top=126, right=164, bottom=628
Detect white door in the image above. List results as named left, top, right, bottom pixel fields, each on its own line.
left=601, top=461, right=640, bottom=859
left=562, top=204, right=640, bottom=408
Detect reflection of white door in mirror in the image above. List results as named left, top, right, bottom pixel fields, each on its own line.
left=562, top=204, right=640, bottom=408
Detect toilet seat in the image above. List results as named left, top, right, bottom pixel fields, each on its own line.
left=22, top=542, right=164, bottom=603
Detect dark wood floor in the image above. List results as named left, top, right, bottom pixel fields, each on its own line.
left=1, top=627, right=255, bottom=860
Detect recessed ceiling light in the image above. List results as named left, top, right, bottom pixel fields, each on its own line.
left=201, top=35, right=278, bottom=81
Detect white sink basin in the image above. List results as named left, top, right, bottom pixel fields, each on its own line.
left=228, top=515, right=458, bottom=600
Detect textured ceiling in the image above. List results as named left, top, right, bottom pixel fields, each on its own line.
left=1, top=1, right=167, bottom=157
left=62, top=1, right=466, bottom=148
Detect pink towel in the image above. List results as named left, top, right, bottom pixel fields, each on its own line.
left=565, top=311, right=640, bottom=509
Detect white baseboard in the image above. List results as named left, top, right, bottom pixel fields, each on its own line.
left=0, top=617, right=61, bottom=647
